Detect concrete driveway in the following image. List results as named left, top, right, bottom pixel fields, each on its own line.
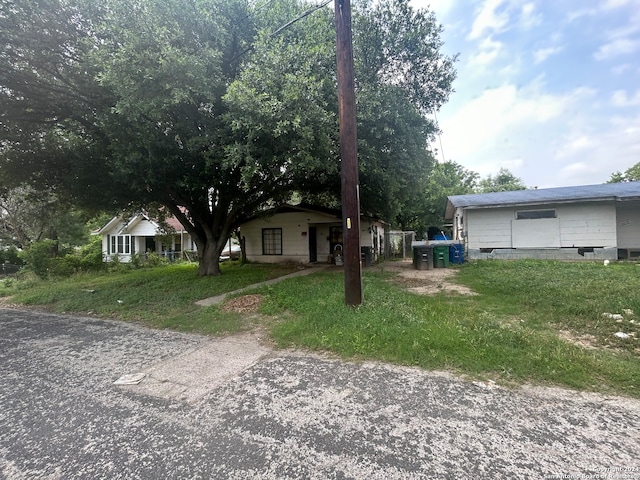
left=1, top=308, right=639, bottom=479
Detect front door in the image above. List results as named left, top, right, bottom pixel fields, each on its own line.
left=145, top=237, right=155, bottom=254
left=329, top=226, right=343, bottom=258
left=308, top=226, right=317, bottom=263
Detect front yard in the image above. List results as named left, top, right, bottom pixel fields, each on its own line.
left=1, top=259, right=638, bottom=397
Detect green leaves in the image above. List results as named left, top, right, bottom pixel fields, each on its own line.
left=353, top=0, right=457, bottom=114
left=477, top=168, right=527, bottom=193
left=608, top=162, right=640, bottom=183
left=1, top=0, right=457, bottom=274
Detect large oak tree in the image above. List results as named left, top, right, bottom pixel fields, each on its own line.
left=0, top=0, right=455, bottom=275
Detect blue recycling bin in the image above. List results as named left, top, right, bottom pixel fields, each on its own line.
left=449, top=243, right=464, bottom=264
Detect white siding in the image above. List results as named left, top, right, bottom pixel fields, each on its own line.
left=558, top=203, right=616, bottom=247
left=466, top=209, right=513, bottom=249
left=242, top=211, right=339, bottom=263
left=466, top=202, right=617, bottom=249
left=127, top=219, right=159, bottom=236
left=512, top=218, right=560, bottom=247
left=241, top=211, right=386, bottom=264
left=98, top=216, right=193, bottom=263
left=359, top=220, right=385, bottom=256
left=617, top=203, right=640, bottom=249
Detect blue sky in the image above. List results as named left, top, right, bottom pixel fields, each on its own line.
left=409, top=0, right=640, bottom=188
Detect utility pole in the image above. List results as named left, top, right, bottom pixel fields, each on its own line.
left=335, top=0, right=362, bottom=306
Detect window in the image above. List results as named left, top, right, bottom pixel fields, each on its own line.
left=516, top=209, right=556, bottom=220
left=110, top=235, right=131, bottom=254
left=262, top=228, right=282, bottom=255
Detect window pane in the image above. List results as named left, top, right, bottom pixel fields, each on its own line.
left=516, top=210, right=556, bottom=220
left=113, top=235, right=131, bottom=254
left=262, top=228, right=282, bottom=255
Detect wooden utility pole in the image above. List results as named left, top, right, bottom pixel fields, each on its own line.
left=335, top=0, right=362, bottom=306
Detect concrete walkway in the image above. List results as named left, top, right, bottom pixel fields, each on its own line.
left=195, top=264, right=330, bottom=306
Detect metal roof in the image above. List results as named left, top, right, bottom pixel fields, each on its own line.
left=445, top=181, right=640, bottom=219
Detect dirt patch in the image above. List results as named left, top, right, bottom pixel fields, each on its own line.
left=557, top=329, right=599, bottom=350
left=221, top=294, right=263, bottom=313
left=379, top=260, right=477, bottom=296
left=0, top=296, right=30, bottom=309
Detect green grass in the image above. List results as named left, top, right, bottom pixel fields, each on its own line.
left=1, top=261, right=298, bottom=335
left=257, top=261, right=640, bottom=396
left=1, top=259, right=639, bottom=397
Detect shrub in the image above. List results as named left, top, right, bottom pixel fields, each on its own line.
left=49, top=255, right=79, bottom=277
left=0, top=246, right=23, bottom=265
left=20, top=239, right=58, bottom=278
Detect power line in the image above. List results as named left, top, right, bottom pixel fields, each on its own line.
left=240, top=0, right=278, bottom=22
left=432, top=109, right=446, bottom=163
left=269, top=0, right=331, bottom=38
left=230, top=0, right=332, bottom=63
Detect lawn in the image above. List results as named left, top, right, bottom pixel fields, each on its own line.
left=0, top=261, right=300, bottom=335
left=1, top=259, right=639, bottom=397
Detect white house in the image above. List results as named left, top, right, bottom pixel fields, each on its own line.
left=445, top=182, right=640, bottom=261
left=239, top=204, right=386, bottom=265
left=95, top=213, right=195, bottom=262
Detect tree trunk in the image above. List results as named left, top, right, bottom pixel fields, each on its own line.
left=197, top=239, right=224, bottom=276
left=239, top=234, right=247, bottom=264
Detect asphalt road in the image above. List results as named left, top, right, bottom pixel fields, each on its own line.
left=1, top=308, right=639, bottom=479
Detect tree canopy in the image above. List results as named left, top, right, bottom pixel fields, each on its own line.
left=0, top=0, right=456, bottom=275
left=608, top=162, right=640, bottom=183
left=476, top=168, right=526, bottom=193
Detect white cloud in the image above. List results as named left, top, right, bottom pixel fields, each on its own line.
left=433, top=80, right=610, bottom=186
left=567, top=8, right=598, bottom=22
left=499, top=157, right=525, bottom=170
left=603, top=0, right=634, bottom=10
left=612, top=89, right=640, bottom=106
left=594, top=9, right=640, bottom=60
left=439, top=81, right=590, bottom=161
left=553, top=113, right=640, bottom=186
left=519, top=3, right=542, bottom=29
left=556, top=134, right=596, bottom=158
left=594, top=38, right=640, bottom=60
left=468, top=0, right=510, bottom=40
left=468, top=36, right=504, bottom=66
left=534, top=46, right=563, bottom=64
left=423, top=0, right=639, bottom=188
left=612, top=63, right=633, bottom=75
left=417, top=0, right=454, bottom=18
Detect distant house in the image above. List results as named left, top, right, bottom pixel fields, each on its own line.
left=95, top=213, right=195, bottom=262
left=239, top=204, right=386, bottom=265
left=445, top=182, right=640, bottom=261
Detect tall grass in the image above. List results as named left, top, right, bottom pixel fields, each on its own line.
left=2, top=261, right=298, bottom=334
left=258, top=262, right=640, bottom=396
left=2, top=259, right=639, bottom=397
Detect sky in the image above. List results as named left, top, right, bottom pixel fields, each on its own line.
left=409, top=0, right=640, bottom=188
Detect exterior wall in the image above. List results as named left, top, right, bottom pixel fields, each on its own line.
left=359, top=220, right=385, bottom=259
left=242, top=211, right=339, bottom=264
left=241, top=211, right=385, bottom=264
left=127, top=219, right=158, bottom=236
left=100, top=217, right=192, bottom=262
left=616, top=203, right=640, bottom=249
left=465, top=209, right=513, bottom=249
left=558, top=203, right=616, bottom=247
left=464, top=202, right=617, bottom=251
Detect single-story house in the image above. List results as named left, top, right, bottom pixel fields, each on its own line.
left=239, top=204, right=386, bottom=265
left=445, top=181, right=640, bottom=261
left=95, top=213, right=195, bottom=262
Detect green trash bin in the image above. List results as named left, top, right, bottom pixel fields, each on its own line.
left=433, top=245, right=450, bottom=268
